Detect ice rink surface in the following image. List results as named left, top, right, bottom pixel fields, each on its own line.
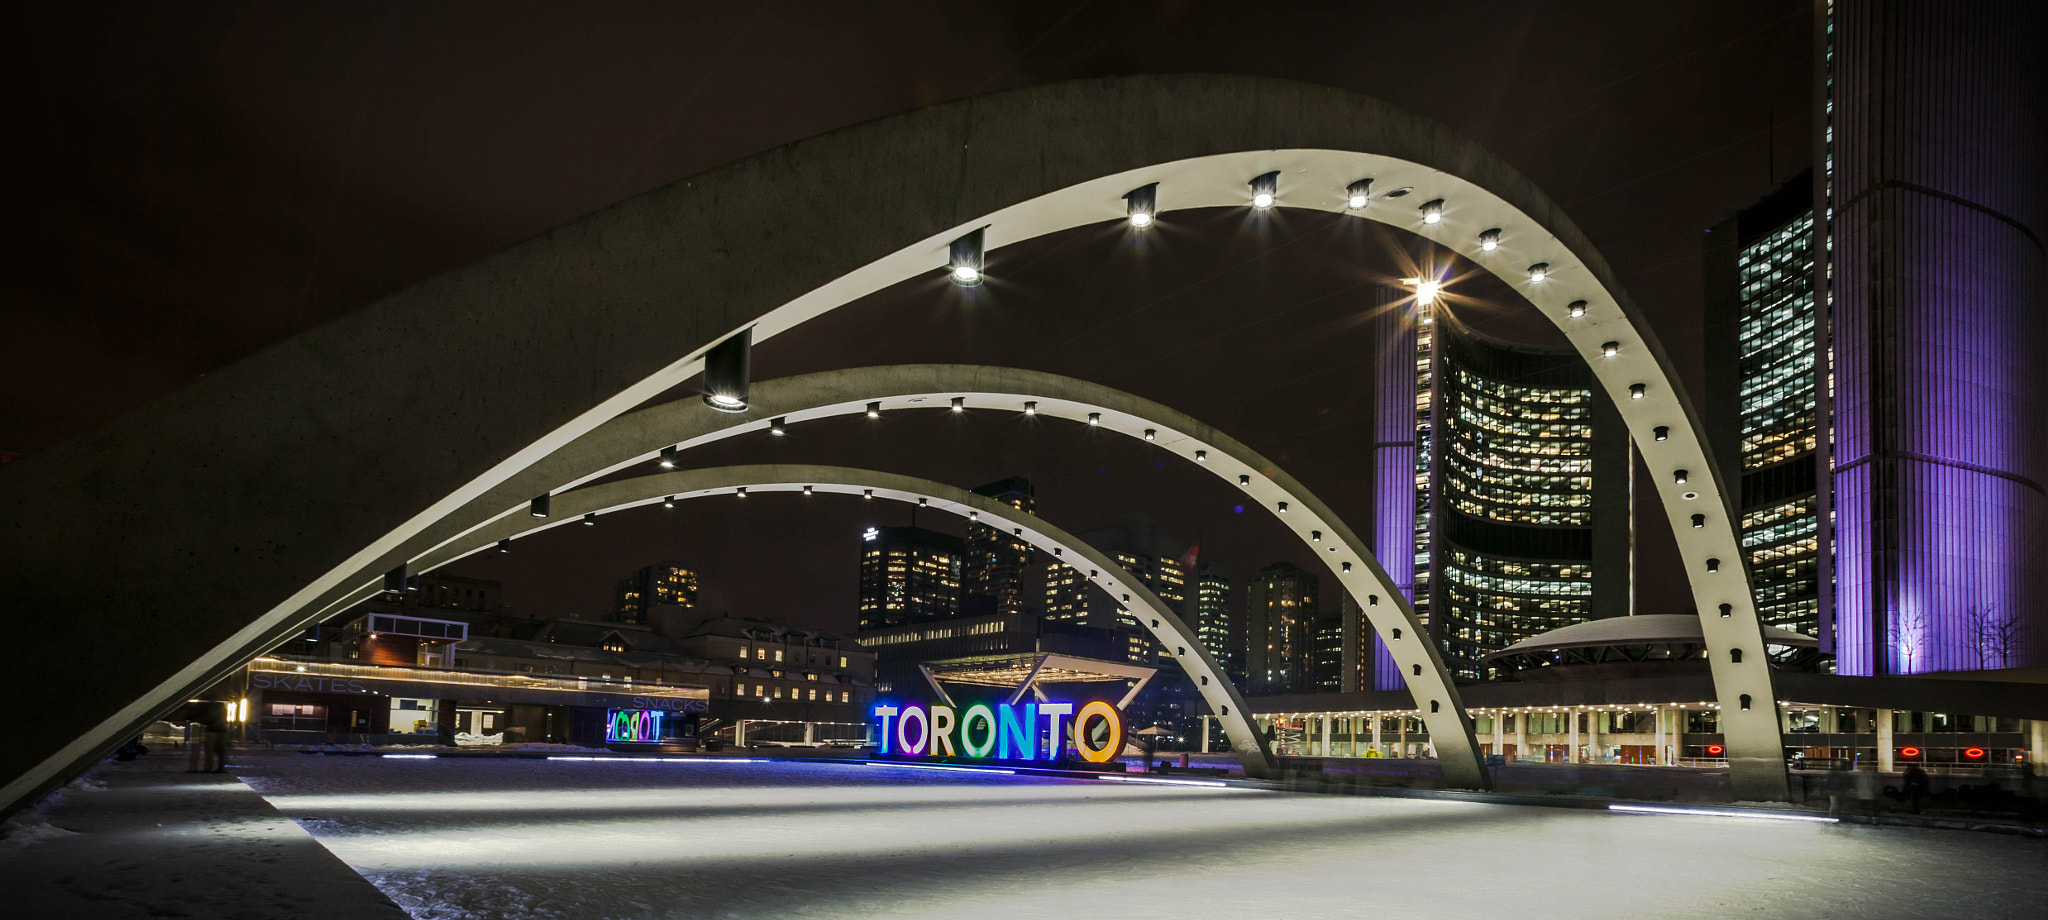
left=237, top=754, right=2047, bottom=920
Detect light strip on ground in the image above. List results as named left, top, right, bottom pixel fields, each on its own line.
left=1095, top=775, right=1228, bottom=787
left=546, top=755, right=763, bottom=763
left=862, top=761, right=1017, bottom=775
left=380, top=754, right=437, bottom=759
left=1609, top=804, right=1837, bottom=823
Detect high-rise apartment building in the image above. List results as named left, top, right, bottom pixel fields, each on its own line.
left=1373, top=297, right=1632, bottom=686
left=611, top=560, right=699, bottom=625
left=856, top=526, right=963, bottom=631
left=1041, top=548, right=1186, bottom=665
left=1247, top=561, right=1317, bottom=694
left=963, top=477, right=1035, bottom=614
left=1192, top=561, right=1241, bottom=683
left=1043, top=515, right=1193, bottom=666
left=1310, top=612, right=1345, bottom=694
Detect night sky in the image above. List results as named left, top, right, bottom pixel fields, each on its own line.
left=0, top=2, right=1815, bottom=631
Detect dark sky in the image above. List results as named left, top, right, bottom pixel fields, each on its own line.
left=0, top=1, right=1815, bottom=630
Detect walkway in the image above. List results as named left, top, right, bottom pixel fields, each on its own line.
left=0, top=754, right=405, bottom=919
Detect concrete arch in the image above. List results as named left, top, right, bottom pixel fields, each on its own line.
left=0, top=74, right=1782, bottom=812
left=285, top=365, right=1493, bottom=788
left=405, top=464, right=1282, bottom=777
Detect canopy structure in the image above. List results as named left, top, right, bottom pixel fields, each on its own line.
left=1481, top=615, right=1824, bottom=680
left=916, top=652, right=1158, bottom=710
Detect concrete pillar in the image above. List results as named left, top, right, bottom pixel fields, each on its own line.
left=1319, top=715, right=1332, bottom=757
left=804, top=721, right=816, bottom=746
left=2028, top=719, right=2047, bottom=766
left=1877, top=709, right=1895, bottom=772
left=1371, top=713, right=1383, bottom=755
left=1200, top=715, right=1212, bottom=754
left=1513, top=712, right=1525, bottom=762
left=1588, top=709, right=1602, bottom=762
left=735, top=719, right=748, bottom=747
left=1398, top=715, right=1409, bottom=759
left=1568, top=709, right=1581, bottom=763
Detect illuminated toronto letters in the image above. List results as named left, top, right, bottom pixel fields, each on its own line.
left=874, top=700, right=1116, bottom=763
left=606, top=709, right=668, bottom=743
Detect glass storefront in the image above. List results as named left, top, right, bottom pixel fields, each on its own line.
left=388, top=697, right=439, bottom=735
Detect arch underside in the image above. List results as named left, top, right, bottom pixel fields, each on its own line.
left=285, top=365, right=1497, bottom=788
left=0, top=74, right=1783, bottom=814
left=414, top=465, right=1283, bottom=777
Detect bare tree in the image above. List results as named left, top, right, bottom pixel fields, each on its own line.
left=1961, top=604, right=2030, bottom=671
left=1890, top=605, right=1932, bottom=674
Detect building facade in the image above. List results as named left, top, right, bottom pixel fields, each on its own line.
left=1822, top=1, right=2046, bottom=675
left=963, top=477, right=1036, bottom=615
left=1192, top=561, right=1242, bottom=685
left=1705, top=171, right=1827, bottom=643
left=1373, top=296, right=1632, bottom=688
left=856, top=525, right=964, bottom=630
left=611, top=560, right=699, bottom=625
left=1247, top=561, right=1318, bottom=695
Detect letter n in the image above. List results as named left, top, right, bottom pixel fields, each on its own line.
left=998, top=703, right=1038, bottom=760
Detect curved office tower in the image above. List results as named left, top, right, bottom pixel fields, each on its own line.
left=1373, top=294, right=1631, bottom=688
left=1828, top=1, right=2046, bottom=674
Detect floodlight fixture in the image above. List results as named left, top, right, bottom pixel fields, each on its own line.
left=1346, top=178, right=1372, bottom=210
left=1248, top=171, right=1279, bottom=209
left=949, top=228, right=985, bottom=286
left=702, top=328, right=752, bottom=412
left=1124, top=183, right=1158, bottom=228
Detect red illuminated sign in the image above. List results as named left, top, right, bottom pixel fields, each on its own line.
left=1705, top=744, right=1724, bottom=756
left=1963, top=747, right=1986, bottom=759
left=1900, top=746, right=1921, bottom=758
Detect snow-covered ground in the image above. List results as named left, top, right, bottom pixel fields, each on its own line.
left=233, top=752, right=2043, bottom=920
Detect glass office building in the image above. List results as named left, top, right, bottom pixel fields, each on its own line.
left=1374, top=293, right=1631, bottom=686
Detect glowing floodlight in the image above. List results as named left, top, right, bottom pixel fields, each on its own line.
left=949, top=228, right=985, bottom=286
left=1124, top=183, right=1158, bottom=228
left=1248, top=171, right=1278, bottom=209
left=1346, top=178, right=1372, bottom=210
left=701, top=329, right=751, bottom=412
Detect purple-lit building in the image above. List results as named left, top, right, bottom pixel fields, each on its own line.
left=1704, top=2, right=2046, bottom=676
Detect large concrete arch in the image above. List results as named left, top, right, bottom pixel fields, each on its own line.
left=282, top=365, right=1493, bottom=788
left=408, top=464, right=1281, bottom=777
left=0, top=74, right=1782, bottom=812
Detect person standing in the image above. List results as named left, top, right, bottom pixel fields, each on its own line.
left=187, top=700, right=230, bottom=773
left=1855, top=764, right=1881, bottom=818
left=1902, top=764, right=1931, bottom=814
left=1826, top=760, right=1850, bottom=818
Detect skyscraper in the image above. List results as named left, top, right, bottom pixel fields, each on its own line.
left=611, top=560, right=698, bottom=625
left=1311, top=612, right=1346, bottom=694
left=1247, top=561, right=1317, bottom=694
left=1192, top=561, right=1241, bottom=683
left=963, top=477, right=1035, bottom=614
left=1820, top=2, right=2045, bottom=675
left=1373, top=296, right=1632, bottom=686
left=856, top=526, right=963, bottom=631
left=1701, top=5, right=2046, bottom=676
left=1705, top=170, right=1825, bottom=641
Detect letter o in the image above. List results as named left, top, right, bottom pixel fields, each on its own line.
left=898, top=705, right=929, bottom=755
left=960, top=704, right=996, bottom=758
left=1074, top=700, right=1123, bottom=764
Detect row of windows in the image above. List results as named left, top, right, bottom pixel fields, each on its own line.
left=1453, top=368, right=1589, bottom=407
left=733, top=683, right=853, bottom=703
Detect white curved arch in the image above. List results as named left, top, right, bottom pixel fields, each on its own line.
left=290, top=365, right=1495, bottom=788
left=0, top=76, right=1782, bottom=812
left=421, top=465, right=1283, bottom=778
